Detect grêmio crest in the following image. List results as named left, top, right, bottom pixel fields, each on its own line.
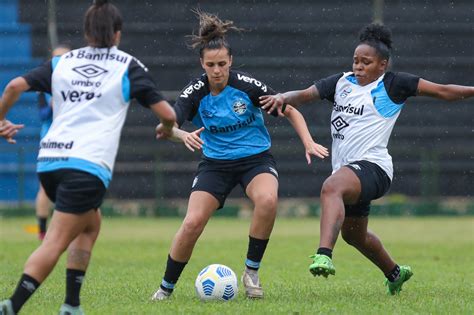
left=233, top=100, right=247, bottom=115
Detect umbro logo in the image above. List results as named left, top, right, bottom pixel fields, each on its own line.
left=72, top=64, right=108, bottom=79
left=331, top=116, right=349, bottom=132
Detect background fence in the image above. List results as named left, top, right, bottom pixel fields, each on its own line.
left=0, top=0, right=472, bottom=208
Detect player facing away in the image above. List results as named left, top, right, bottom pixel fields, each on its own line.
left=0, top=1, right=175, bottom=314
left=260, top=23, right=474, bottom=295
left=35, top=44, right=71, bottom=241
left=152, top=10, right=328, bottom=300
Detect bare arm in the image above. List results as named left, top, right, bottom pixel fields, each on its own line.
left=260, top=85, right=321, bottom=116
left=0, top=77, right=29, bottom=143
left=156, top=124, right=205, bottom=152
left=0, top=77, right=30, bottom=120
left=283, top=105, right=328, bottom=164
left=282, top=85, right=321, bottom=106
left=149, top=100, right=176, bottom=138
left=417, top=79, right=474, bottom=101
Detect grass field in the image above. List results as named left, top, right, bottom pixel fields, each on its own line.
left=1, top=216, right=473, bottom=314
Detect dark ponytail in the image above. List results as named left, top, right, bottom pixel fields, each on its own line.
left=359, top=23, right=392, bottom=60
left=84, top=0, right=122, bottom=48
left=189, top=9, right=242, bottom=57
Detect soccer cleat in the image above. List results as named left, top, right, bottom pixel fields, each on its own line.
left=385, top=265, right=413, bottom=295
left=151, top=288, right=172, bottom=301
left=0, top=300, right=15, bottom=315
left=58, top=304, right=84, bottom=315
left=309, top=254, right=336, bottom=278
left=241, top=269, right=263, bottom=299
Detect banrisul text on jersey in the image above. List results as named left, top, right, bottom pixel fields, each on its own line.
left=174, top=70, right=278, bottom=160
left=22, top=46, right=165, bottom=187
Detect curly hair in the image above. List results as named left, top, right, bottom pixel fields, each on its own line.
left=189, top=9, right=242, bottom=57
left=359, top=23, right=392, bottom=60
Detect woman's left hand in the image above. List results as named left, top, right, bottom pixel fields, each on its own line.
left=305, top=141, right=329, bottom=164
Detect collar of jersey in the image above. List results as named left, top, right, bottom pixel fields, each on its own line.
left=346, top=73, right=385, bottom=88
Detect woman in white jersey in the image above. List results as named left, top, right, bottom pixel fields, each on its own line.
left=151, top=11, right=328, bottom=301
left=0, top=1, right=175, bottom=314
left=260, top=23, right=474, bottom=295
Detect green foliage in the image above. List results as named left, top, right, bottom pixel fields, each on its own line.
left=1, top=217, right=473, bottom=314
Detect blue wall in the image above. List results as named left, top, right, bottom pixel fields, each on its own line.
left=0, top=0, right=41, bottom=203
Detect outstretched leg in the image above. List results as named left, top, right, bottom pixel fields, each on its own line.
left=152, top=191, right=219, bottom=300
left=341, top=216, right=395, bottom=273
left=341, top=216, right=413, bottom=294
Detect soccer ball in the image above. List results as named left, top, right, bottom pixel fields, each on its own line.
left=195, top=264, right=238, bottom=301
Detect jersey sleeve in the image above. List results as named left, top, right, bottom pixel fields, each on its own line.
left=314, top=73, right=343, bottom=103
left=383, top=72, right=420, bottom=104
left=229, top=71, right=278, bottom=116
left=174, top=78, right=207, bottom=127
left=128, top=58, right=165, bottom=107
left=22, top=60, right=53, bottom=93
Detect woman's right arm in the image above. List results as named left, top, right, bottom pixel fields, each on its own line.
left=259, top=85, right=321, bottom=116
left=0, top=77, right=30, bottom=143
left=155, top=124, right=204, bottom=152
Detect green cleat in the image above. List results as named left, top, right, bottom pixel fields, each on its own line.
left=0, top=300, right=15, bottom=315
left=385, top=265, right=413, bottom=295
left=309, top=254, right=336, bottom=278
left=58, top=304, right=84, bottom=315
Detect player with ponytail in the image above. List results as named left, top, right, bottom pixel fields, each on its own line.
left=0, top=1, right=175, bottom=313
left=152, top=10, right=328, bottom=300
left=260, top=23, right=474, bottom=295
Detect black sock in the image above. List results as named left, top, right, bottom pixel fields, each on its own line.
left=245, top=236, right=269, bottom=270
left=10, top=273, right=41, bottom=313
left=65, top=269, right=85, bottom=307
left=385, top=265, right=401, bottom=282
left=160, top=254, right=187, bottom=293
left=37, top=217, right=47, bottom=233
left=317, top=247, right=333, bottom=258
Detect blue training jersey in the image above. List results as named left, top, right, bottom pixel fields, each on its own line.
left=174, top=70, right=277, bottom=160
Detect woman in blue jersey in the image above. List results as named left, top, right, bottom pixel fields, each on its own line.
left=260, top=23, right=474, bottom=295
left=0, top=1, right=175, bottom=314
left=152, top=10, right=328, bottom=301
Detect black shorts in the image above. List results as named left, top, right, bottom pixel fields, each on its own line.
left=38, top=169, right=106, bottom=214
left=344, top=160, right=391, bottom=217
left=191, top=150, right=278, bottom=209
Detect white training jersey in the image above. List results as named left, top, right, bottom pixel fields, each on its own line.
left=315, top=71, right=420, bottom=180
left=23, top=46, right=164, bottom=187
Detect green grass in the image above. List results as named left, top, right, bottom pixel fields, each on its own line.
left=1, top=216, right=473, bottom=314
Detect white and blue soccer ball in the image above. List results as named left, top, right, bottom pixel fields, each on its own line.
left=195, top=264, right=238, bottom=301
